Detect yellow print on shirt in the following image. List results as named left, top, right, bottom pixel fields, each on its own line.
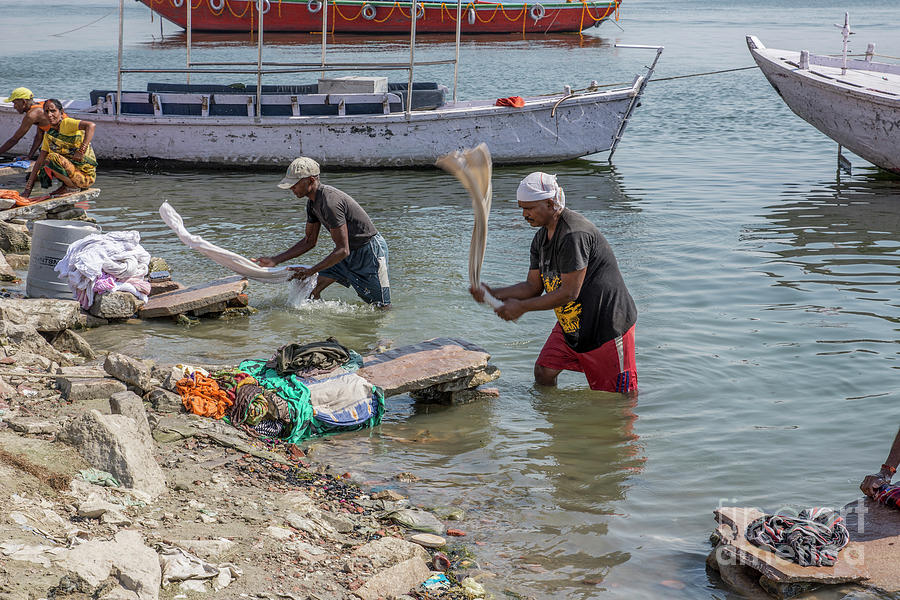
left=541, top=273, right=582, bottom=334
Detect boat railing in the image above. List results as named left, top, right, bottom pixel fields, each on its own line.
left=116, top=0, right=465, bottom=119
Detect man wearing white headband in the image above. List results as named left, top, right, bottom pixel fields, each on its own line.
left=471, top=172, right=637, bottom=393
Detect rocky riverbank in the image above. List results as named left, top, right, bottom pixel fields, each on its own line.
left=0, top=302, right=499, bottom=600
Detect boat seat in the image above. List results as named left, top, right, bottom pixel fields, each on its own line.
left=150, top=93, right=211, bottom=117
left=210, top=94, right=256, bottom=117
left=90, top=91, right=154, bottom=115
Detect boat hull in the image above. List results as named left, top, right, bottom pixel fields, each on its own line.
left=0, top=89, right=637, bottom=168
left=139, top=0, right=619, bottom=34
left=748, top=37, right=900, bottom=175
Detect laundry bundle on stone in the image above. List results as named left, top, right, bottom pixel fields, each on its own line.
left=55, top=230, right=151, bottom=309
left=174, top=338, right=384, bottom=444
left=745, top=507, right=850, bottom=567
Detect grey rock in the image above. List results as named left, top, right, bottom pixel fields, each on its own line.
left=100, top=509, right=133, bottom=527
left=51, top=329, right=96, bottom=360
left=57, top=366, right=128, bottom=402
left=430, top=506, right=466, bottom=521
left=353, top=557, right=432, bottom=600
left=104, top=353, right=154, bottom=392
left=89, top=291, right=143, bottom=320
left=8, top=351, right=53, bottom=370
left=285, top=512, right=337, bottom=539
left=0, top=321, right=71, bottom=366
left=150, top=364, right=183, bottom=393
left=0, top=197, right=14, bottom=210
left=0, top=298, right=83, bottom=332
left=0, top=221, right=30, bottom=253
left=409, top=533, right=446, bottom=549
left=175, top=538, right=235, bottom=560
left=6, top=416, right=57, bottom=435
left=353, top=537, right=430, bottom=568
left=0, top=376, right=15, bottom=400
left=319, top=511, right=357, bottom=533
left=148, top=257, right=170, bottom=273
left=73, top=311, right=108, bottom=329
left=4, top=253, right=29, bottom=270
left=0, top=252, right=17, bottom=282
left=60, top=409, right=166, bottom=498
left=145, top=387, right=183, bottom=413
left=109, top=391, right=153, bottom=448
left=54, top=530, right=160, bottom=600
left=77, top=499, right=121, bottom=519
left=387, top=509, right=445, bottom=534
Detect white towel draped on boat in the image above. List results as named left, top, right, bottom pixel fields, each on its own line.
left=435, top=143, right=502, bottom=309
left=158, top=201, right=317, bottom=300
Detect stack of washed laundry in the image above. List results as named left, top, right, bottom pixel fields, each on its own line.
left=55, top=231, right=151, bottom=309
left=174, top=338, right=384, bottom=445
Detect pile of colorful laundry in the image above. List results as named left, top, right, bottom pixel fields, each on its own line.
left=745, top=507, right=850, bottom=567
left=55, top=230, right=151, bottom=309
left=175, top=337, right=385, bottom=444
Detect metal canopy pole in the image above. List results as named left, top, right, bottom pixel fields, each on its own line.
left=117, top=0, right=124, bottom=116
left=452, top=0, right=461, bottom=102
left=406, top=0, right=417, bottom=116
left=321, top=0, right=328, bottom=79
left=186, top=0, right=191, bottom=83
left=257, top=0, right=264, bottom=118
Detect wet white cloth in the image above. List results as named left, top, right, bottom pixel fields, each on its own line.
left=159, top=201, right=317, bottom=300
left=516, top=171, right=566, bottom=209
left=55, top=230, right=151, bottom=309
left=435, top=143, right=502, bottom=309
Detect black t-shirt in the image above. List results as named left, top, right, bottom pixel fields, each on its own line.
left=529, top=208, right=637, bottom=352
left=306, top=184, right=377, bottom=250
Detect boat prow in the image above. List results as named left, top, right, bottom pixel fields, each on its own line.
left=747, top=30, right=900, bottom=175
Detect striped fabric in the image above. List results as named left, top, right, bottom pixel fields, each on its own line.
left=745, top=508, right=850, bottom=567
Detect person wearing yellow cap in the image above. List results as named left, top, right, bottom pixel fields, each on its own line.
left=0, top=87, right=56, bottom=161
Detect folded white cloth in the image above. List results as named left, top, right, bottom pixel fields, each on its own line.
left=55, top=230, right=151, bottom=308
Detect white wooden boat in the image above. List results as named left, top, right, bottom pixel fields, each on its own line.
left=747, top=17, right=900, bottom=175
left=0, top=0, right=661, bottom=169
left=0, top=82, right=656, bottom=168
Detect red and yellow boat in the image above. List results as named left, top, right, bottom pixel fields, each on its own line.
left=139, top=0, right=620, bottom=34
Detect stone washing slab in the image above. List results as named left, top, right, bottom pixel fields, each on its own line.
left=0, top=188, right=99, bottom=222
left=714, top=507, right=868, bottom=585
left=356, top=337, right=493, bottom=397
left=139, top=276, right=248, bottom=318
left=0, top=161, right=33, bottom=178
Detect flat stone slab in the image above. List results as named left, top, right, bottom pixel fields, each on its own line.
left=56, top=366, right=128, bottom=402
left=357, top=337, right=495, bottom=398
left=714, top=507, right=868, bottom=586
left=0, top=188, right=99, bottom=222
left=139, top=276, right=248, bottom=318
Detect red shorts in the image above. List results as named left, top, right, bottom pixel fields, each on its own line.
left=536, top=323, right=637, bottom=392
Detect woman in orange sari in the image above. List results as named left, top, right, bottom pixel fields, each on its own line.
left=23, top=99, right=97, bottom=198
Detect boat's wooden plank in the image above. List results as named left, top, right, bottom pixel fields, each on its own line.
left=0, top=188, right=99, bottom=222
left=139, top=275, right=248, bottom=318
left=356, top=337, right=493, bottom=397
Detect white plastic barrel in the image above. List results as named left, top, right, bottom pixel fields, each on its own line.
left=26, top=220, right=99, bottom=299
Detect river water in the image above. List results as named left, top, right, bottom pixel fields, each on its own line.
left=3, top=0, right=900, bottom=598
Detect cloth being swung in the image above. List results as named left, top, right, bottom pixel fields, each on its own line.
left=745, top=508, right=850, bottom=567
left=435, top=143, right=502, bottom=309
left=158, top=201, right=317, bottom=303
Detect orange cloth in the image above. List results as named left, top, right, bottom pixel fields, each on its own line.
left=176, top=373, right=233, bottom=419
left=0, top=189, right=50, bottom=207
left=495, top=96, right=525, bottom=108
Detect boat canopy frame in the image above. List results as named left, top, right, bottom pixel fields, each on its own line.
left=115, top=0, right=465, bottom=118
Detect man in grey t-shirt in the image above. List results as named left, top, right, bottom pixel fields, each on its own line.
left=255, top=157, right=391, bottom=306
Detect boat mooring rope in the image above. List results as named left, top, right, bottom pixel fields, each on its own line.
left=539, top=65, right=758, bottom=96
